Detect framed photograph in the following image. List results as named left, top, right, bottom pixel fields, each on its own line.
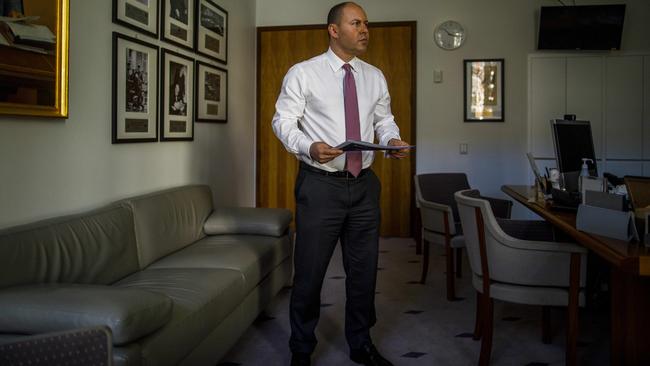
left=463, top=59, right=504, bottom=122
left=194, top=60, right=226, bottom=122
left=112, top=32, right=159, bottom=143
left=160, top=49, right=194, bottom=141
left=113, top=0, right=159, bottom=38
left=195, top=0, right=227, bottom=64
left=0, top=0, right=69, bottom=118
left=161, top=0, right=194, bottom=50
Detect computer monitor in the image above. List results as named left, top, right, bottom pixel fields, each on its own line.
left=550, top=119, right=597, bottom=192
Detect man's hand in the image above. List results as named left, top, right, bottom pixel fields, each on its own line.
left=387, top=138, right=410, bottom=159
left=309, top=142, right=344, bottom=163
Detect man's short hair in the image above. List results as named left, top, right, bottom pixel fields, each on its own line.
left=327, top=2, right=354, bottom=26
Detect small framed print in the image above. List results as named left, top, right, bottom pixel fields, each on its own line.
left=112, top=32, right=159, bottom=143
left=160, top=49, right=194, bottom=141
left=161, top=0, right=194, bottom=50
left=195, top=61, right=227, bottom=123
left=463, top=59, right=504, bottom=122
left=195, top=0, right=227, bottom=64
left=113, top=0, right=159, bottom=38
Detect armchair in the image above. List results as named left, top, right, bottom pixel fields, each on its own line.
left=414, top=173, right=512, bottom=301
left=455, top=189, right=587, bottom=366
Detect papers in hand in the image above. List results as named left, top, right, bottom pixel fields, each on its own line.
left=334, top=140, right=415, bottom=152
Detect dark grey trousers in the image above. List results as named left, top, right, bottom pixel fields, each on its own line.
left=289, top=165, right=381, bottom=354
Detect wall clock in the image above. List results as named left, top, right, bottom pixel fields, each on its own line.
left=434, top=20, right=466, bottom=50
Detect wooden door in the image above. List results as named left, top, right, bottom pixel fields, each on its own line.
left=257, top=22, right=416, bottom=237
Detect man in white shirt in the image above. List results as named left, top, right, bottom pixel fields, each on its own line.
left=272, top=3, right=409, bottom=366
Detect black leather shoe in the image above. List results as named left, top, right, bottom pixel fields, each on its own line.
left=350, top=344, right=393, bottom=366
left=290, top=352, right=311, bottom=366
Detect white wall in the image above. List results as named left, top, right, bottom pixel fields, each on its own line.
left=256, top=0, right=650, bottom=217
left=0, top=0, right=257, bottom=229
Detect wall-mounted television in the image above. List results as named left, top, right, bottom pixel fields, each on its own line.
left=537, top=5, right=626, bottom=50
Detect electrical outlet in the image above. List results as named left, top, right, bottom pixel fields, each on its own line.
left=460, top=143, right=468, bottom=155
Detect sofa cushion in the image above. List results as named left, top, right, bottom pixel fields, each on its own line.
left=148, top=234, right=292, bottom=294
left=0, top=205, right=139, bottom=288
left=121, top=185, right=214, bottom=269
left=0, top=285, right=172, bottom=346
left=114, top=268, right=244, bottom=366
left=203, top=208, right=292, bottom=237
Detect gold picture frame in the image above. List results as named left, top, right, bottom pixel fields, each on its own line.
left=0, top=0, right=69, bottom=118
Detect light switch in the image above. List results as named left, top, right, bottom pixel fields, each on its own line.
left=460, top=143, right=468, bottom=155
left=434, top=69, right=443, bottom=83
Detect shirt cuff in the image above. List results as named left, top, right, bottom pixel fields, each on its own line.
left=380, top=134, right=401, bottom=147
left=298, top=137, right=314, bottom=160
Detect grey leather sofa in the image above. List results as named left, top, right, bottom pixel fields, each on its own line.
left=0, top=185, right=293, bottom=366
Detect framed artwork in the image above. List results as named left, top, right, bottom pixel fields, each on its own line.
left=112, top=32, right=159, bottom=143
left=194, top=60, right=226, bottom=122
left=113, top=0, right=159, bottom=38
left=161, top=0, right=194, bottom=50
left=0, top=0, right=69, bottom=118
left=160, top=49, right=194, bottom=141
left=195, top=0, right=227, bottom=64
left=463, top=59, right=504, bottom=122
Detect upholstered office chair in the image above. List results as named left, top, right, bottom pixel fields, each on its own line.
left=0, top=326, right=113, bottom=366
left=414, top=173, right=512, bottom=301
left=455, top=189, right=587, bottom=366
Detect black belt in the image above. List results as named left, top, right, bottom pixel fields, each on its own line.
left=300, top=162, right=369, bottom=178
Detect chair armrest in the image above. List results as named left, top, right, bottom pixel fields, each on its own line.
left=204, top=207, right=292, bottom=237
left=417, top=200, right=455, bottom=235
left=498, top=234, right=587, bottom=254
left=482, top=196, right=513, bottom=219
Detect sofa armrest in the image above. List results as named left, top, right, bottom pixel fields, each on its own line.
left=204, top=207, right=292, bottom=237
left=0, top=285, right=172, bottom=346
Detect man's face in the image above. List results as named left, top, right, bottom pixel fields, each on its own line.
left=331, top=4, right=369, bottom=57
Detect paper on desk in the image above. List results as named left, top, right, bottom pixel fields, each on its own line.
left=334, top=140, right=415, bottom=152
left=0, top=16, right=40, bottom=23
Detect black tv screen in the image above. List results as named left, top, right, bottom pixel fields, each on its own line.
left=538, top=5, right=625, bottom=50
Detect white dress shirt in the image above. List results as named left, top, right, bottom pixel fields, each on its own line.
left=272, top=48, right=401, bottom=172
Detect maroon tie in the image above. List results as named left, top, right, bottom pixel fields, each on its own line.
left=343, top=64, right=362, bottom=177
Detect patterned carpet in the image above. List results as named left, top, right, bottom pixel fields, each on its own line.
left=218, top=237, right=610, bottom=366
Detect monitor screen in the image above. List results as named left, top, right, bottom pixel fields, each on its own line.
left=538, top=5, right=626, bottom=50
left=551, top=119, right=597, bottom=191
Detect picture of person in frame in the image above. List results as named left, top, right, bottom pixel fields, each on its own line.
left=126, top=49, right=148, bottom=112
left=169, top=0, right=188, bottom=24
left=0, top=0, right=23, bottom=17
left=204, top=71, right=220, bottom=102
left=169, top=61, right=187, bottom=116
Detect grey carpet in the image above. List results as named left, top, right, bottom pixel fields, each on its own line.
left=219, top=237, right=609, bottom=365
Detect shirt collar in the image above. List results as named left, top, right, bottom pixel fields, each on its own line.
left=326, top=47, right=360, bottom=73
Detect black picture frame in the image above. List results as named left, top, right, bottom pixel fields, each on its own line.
left=113, top=0, right=159, bottom=38
left=463, top=58, right=505, bottom=122
left=160, top=0, right=195, bottom=51
left=112, top=32, right=159, bottom=143
left=194, top=60, right=227, bottom=123
left=195, top=0, right=227, bottom=64
left=160, top=48, right=194, bottom=141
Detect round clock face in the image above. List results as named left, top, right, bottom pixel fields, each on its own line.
left=434, top=20, right=466, bottom=50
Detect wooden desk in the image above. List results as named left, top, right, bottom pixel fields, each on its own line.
left=502, top=185, right=650, bottom=366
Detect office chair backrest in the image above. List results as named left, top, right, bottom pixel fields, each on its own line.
left=456, top=189, right=584, bottom=288
left=416, top=173, right=470, bottom=223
